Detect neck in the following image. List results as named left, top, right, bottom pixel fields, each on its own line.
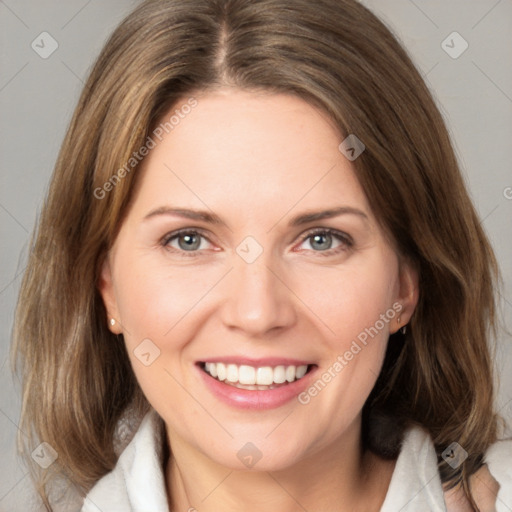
left=165, top=418, right=395, bottom=512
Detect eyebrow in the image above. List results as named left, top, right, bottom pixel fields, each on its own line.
left=287, top=206, right=368, bottom=226
left=143, top=207, right=227, bottom=226
left=143, top=206, right=369, bottom=227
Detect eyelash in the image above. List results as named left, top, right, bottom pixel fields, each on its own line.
left=298, top=228, right=354, bottom=256
left=160, top=227, right=353, bottom=258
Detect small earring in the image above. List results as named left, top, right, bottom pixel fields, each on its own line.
left=110, top=318, right=116, bottom=326
left=397, top=316, right=407, bottom=335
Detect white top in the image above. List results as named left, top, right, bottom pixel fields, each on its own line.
left=81, top=409, right=512, bottom=512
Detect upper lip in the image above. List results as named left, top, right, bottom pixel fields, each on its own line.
left=198, top=356, right=315, bottom=367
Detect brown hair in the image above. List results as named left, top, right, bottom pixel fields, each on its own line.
left=12, top=0, right=501, bottom=509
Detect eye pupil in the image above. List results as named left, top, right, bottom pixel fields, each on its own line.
left=179, top=233, right=201, bottom=251
left=311, top=233, right=332, bottom=251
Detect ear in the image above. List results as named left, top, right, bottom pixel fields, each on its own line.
left=97, top=255, right=122, bottom=334
left=392, top=257, right=419, bottom=334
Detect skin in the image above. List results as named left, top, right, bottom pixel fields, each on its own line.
left=444, top=466, right=500, bottom=511
left=99, top=88, right=420, bottom=512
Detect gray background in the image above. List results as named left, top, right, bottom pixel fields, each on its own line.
left=1, top=0, right=511, bottom=510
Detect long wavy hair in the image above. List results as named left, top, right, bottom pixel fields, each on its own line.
left=12, top=0, right=501, bottom=509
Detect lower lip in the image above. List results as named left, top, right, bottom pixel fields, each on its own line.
left=197, top=364, right=317, bottom=410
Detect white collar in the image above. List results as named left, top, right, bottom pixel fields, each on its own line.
left=82, top=409, right=168, bottom=512
left=82, top=408, right=512, bottom=512
left=380, top=426, right=446, bottom=511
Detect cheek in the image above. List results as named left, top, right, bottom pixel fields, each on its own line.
left=111, top=255, right=204, bottom=418
left=294, top=252, right=399, bottom=345
left=293, top=252, right=398, bottom=413
left=113, top=252, right=210, bottom=345
left=110, top=252, right=226, bottom=407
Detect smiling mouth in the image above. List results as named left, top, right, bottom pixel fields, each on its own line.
left=199, top=362, right=315, bottom=390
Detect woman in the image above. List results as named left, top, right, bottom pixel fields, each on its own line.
left=12, top=0, right=511, bottom=511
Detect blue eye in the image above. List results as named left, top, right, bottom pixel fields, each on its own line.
left=161, top=227, right=353, bottom=258
left=307, top=232, right=334, bottom=251
left=298, top=228, right=353, bottom=255
left=162, top=229, right=212, bottom=254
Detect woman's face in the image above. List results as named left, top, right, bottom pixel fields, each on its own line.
left=99, top=88, right=418, bottom=471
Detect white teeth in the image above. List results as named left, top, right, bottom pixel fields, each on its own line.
left=256, top=366, right=273, bottom=386
left=217, top=363, right=226, bottom=381
left=273, top=365, right=286, bottom=384
left=238, top=365, right=256, bottom=385
left=285, top=365, right=296, bottom=382
left=296, top=365, right=308, bottom=379
left=203, top=362, right=310, bottom=385
left=226, top=364, right=238, bottom=383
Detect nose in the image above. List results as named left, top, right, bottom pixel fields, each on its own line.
left=220, top=252, right=297, bottom=338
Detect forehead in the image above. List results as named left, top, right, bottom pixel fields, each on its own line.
left=130, top=89, right=372, bottom=224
